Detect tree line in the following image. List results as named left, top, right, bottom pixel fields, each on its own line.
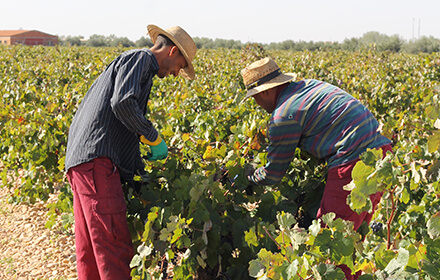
left=59, top=31, right=440, bottom=54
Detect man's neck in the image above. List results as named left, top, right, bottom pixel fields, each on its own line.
left=274, top=83, right=290, bottom=103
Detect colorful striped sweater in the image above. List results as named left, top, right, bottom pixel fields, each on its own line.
left=249, top=79, right=391, bottom=186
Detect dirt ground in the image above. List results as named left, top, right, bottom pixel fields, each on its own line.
left=0, top=185, right=77, bottom=280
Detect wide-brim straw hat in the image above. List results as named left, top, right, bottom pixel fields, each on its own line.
left=241, top=57, right=296, bottom=103
left=147, top=24, right=197, bottom=80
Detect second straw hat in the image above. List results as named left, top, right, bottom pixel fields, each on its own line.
left=241, top=57, right=296, bottom=102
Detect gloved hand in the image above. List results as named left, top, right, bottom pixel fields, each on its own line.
left=245, top=163, right=259, bottom=195
left=148, top=139, right=168, bottom=160
left=244, top=163, right=257, bottom=177
left=140, top=135, right=168, bottom=161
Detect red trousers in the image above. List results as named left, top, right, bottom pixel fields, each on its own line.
left=67, top=157, right=133, bottom=280
left=316, top=144, right=393, bottom=280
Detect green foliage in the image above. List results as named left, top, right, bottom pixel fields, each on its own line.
left=241, top=43, right=268, bottom=64
left=1, top=45, right=439, bottom=279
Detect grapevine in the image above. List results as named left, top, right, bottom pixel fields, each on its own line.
left=1, top=45, right=439, bottom=279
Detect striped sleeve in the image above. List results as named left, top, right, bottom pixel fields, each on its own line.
left=249, top=117, right=302, bottom=185
left=111, top=51, right=159, bottom=143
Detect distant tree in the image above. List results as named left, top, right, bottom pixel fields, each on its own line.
left=306, top=41, right=327, bottom=51
left=403, top=36, right=440, bottom=54
left=294, top=41, right=312, bottom=51
left=320, top=41, right=341, bottom=50
left=86, top=34, right=108, bottom=47
left=192, top=37, right=204, bottom=49
left=110, top=36, right=135, bottom=48
left=193, top=37, right=212, bottom=49
left=342, top=38, right=361, bottom=51
left=57, top=31, right=440, bottom=53
left=192, top=37, right=243, bottom=49
left=203, top=38, right=216, bottom=49
left=266, top=42, right=281, bottom=50
left=213, top=38, right=243, bottom=49
left=280, top=40, right=296, bottom=50
left=360, top=31, right=387, bottom=46
left=135, top=37, right=153, bottom=48
left=61, top=35, right=83, bottom=46
left=355, top=31, right=404, bottom=52
left=265, top=39, right=340, bottom=51
left=379, top=35, right=404, bottom=52
left=107, top=34, right=117, bottom=44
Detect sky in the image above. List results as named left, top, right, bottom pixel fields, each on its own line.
left=3, top=0, right=440, bottom=44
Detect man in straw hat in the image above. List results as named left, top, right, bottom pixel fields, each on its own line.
left=240, top=57, right=392, bottom=280
left=65, top=25, right=196, bottom=279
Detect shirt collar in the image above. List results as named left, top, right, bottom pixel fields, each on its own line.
left=276, top=81, right=297, bottom=105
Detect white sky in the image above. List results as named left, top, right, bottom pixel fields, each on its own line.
left=2, top=0, right=440, bottom=43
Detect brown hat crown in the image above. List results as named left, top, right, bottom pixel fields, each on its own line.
left=241, top=57, right=281, bottom=89
left=240, top=57, right=296, bottom=103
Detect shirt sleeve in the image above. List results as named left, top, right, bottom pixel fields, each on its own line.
left=249, top=118, right=302, bottom=185
left=110, top=51, right=159, bottom=142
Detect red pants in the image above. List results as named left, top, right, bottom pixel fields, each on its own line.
left=67, top=157, right=133, bottom=280
left=316, top=144, right=393, bottom=280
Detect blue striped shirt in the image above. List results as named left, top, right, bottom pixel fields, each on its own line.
left=65, top=49, right=159, bottom=177
left=249, top=79, right=391, bottom=185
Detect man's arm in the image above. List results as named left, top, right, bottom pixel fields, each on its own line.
left=248, top=118, right=301, bottom=185
left=110, top=51, right=160, bottom=143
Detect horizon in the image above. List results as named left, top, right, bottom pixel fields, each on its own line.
left=3, top=0, right=440, bottom=45
left=2, top=28, right=437, bottom=45
left=54, top=30, right=436, bottom=44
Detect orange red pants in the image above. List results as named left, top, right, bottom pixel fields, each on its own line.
left=67, top=157, right=133, bottom=280
left=316, top=144, right=393, bottom=280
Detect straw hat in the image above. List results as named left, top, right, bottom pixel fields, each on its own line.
left=241, top=57, right=296, bottom=102
left=147, top=24, right=197, bottom=80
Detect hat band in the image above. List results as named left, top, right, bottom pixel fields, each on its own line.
left=246, top=69, right=282, bottom=90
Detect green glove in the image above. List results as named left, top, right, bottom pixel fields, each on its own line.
left=140, top=135, right=168, bottom=161
left=147, top=139, right=168, bottom=161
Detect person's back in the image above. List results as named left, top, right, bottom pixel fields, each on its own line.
left=65, top=49, right=157, bottom=178
left=271, top=79, right=390, bottom=169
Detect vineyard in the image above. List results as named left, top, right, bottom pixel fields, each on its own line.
left=1, top=44, right=440, bottom=279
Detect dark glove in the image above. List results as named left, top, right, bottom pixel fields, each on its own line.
left=245, top=174, right=258, bottom=195
left=244, top=164, right=256, bottom=176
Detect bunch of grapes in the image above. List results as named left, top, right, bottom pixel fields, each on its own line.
left=370, top=221, right=383, bottom=233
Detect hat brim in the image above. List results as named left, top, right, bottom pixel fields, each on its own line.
left=241, top=73, right=297, bottom=103
left=147, top=25, right=195, bottom=80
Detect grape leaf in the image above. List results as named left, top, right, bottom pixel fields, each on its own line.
left=427, top=212, right=440, bottom=240
left=427, top=130, right=440, bottom=153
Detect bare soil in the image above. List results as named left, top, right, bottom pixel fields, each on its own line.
left=0, top=185, right=77, bottom=280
